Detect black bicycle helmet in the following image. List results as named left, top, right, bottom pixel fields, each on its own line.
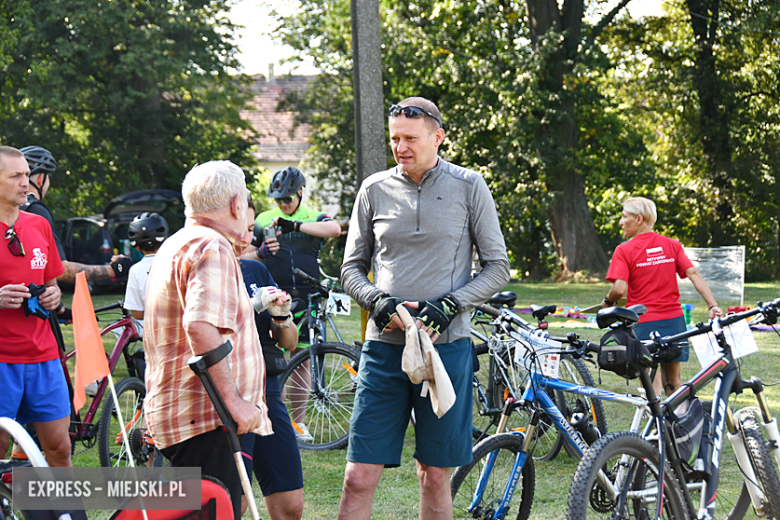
left=268, top=166, right=306, bottom=199
left=128, top=212, right=169, bottom=250
left=20, top=146, right=56, bottom=176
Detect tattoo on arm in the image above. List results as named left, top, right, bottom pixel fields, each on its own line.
left=58, top=261, right=116, bottom=283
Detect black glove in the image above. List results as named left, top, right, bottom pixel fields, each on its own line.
left=277, top=218, right=301, bottom=235
left=23, top=283, right=49, bottom=320
left=370, top=293, right=403, bottom=331
left=111, top=257, right=133, bottom=278
left=57, top=304, right=73, bottom=323
left=414, top=295, right=461, bottom=336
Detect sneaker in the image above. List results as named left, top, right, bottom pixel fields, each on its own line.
left=294, top=422, right=314, bottom=442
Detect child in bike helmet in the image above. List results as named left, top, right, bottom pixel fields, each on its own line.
left=123, top=212, right=169, bottom=335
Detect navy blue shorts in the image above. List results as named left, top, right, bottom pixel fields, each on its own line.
left=241, top=376, right=303, bottom=496
left=634, top=315, right=689, bottom=363
left=0, top=359, right=70, bottom=424
left=347, top=338, right=473, bottom=469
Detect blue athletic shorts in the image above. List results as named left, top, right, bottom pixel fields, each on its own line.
left=241, top=376, right=303, bottom=496
left=634, top=315, right=689, bottom=363
left=0, top=359, right=70, bottom=424
left=347, top=338, right=473, bottom=469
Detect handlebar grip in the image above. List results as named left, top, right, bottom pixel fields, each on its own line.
left=475, top=303, right=501, bottom=318
left=94, top=301, right=123, bottom=313
left=293, top=267, right=315, bottom=282
left=585, top=341, right=600, bottom=355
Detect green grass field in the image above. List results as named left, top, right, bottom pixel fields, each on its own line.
left=50, top=281, right=780, bottom=518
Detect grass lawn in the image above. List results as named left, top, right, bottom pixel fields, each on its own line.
left=51, top=281, right=780, bottom=519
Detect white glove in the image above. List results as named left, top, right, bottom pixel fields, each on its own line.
left=269, top=297, right=293, bottom=328
left=251, top=286, right=287, bottom=314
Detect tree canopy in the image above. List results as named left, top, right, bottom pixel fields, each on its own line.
left=277, top=0, right=780, bottom=280
left=0, top=0, right=259, bottom=217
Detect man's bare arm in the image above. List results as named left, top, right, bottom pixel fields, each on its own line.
left=185, top=320, right=264, bottom=434
left=58, top=261, right=116, bottom=283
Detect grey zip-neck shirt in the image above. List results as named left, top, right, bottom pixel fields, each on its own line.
left=341, top=157, right=510, bottom=345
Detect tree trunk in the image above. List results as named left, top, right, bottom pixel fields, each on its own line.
left=686, top=0, right=735, bottom=245
left=525, top=0, right=609, bottom=276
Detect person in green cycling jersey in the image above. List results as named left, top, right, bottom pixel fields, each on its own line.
left=243, top=166, right=341, bottom=441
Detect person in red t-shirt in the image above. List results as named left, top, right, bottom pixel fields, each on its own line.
left=602, top=197, right=723, bottom=396
left=0, top=146, right=70, bottom=467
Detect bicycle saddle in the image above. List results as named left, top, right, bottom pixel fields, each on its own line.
left=530, top=304, right=557, bottom=321
left=596, top=305, right=646, bottom=329
left=488, top=291, right=517, bottom=308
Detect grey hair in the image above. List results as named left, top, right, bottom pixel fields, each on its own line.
left=399, top=96, right=442, bottom=130
left=622, top=197, right=657, bottom=228
left=182, top=160, right=247, bottom=217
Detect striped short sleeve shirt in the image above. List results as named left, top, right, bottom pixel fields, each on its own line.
left=143, top=222, right=271, bottom=449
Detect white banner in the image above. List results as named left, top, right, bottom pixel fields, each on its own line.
left=679, top=246, right=745, bottom=305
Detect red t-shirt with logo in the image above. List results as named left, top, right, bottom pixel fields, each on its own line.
left=606, top=232, right=693, bottom=323
left=0, top=211, right=65, bottom=364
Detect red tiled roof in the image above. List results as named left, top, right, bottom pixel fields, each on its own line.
left=240, top=74, right=315, bottom=163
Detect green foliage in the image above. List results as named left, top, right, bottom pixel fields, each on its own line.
left=0, top=0, right=259, bottom=217
left=278, top=0, right=659, bottom=279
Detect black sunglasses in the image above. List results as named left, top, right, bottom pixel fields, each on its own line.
left=275, top=196, right=295, bottom=205
left=388, top=104, right=442, bottom=127
left=5, top=226, right=25, bottom=257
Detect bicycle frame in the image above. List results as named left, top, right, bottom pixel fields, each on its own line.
left=600, top=301, right=780, bottom=519
left=59, top=306, right=141, bottom=445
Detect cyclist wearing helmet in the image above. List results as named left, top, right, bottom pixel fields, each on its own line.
left=123, top=212, right=169, bottom=333
left=20, top=146, right=132, bottom=289
left=244, top=166, right=341, bottom=441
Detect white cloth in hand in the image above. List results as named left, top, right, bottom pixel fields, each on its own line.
left=251, top=286, right=288, bottom=314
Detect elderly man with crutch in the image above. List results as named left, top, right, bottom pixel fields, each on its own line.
left=143, top=161, right=274, bottom=520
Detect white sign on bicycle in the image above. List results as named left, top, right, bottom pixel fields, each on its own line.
left=514, top=329, right=561, bottom=379
left=690, top=319, right=758, bottom=368
left=327, top=292, right=351, bottom=316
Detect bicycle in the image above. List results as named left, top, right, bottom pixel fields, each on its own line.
left=451, top=303, right=656, bottom=520
left=278, top=267, right=361, bottom=450
left=470, top=294, right=608, bottom=460
left=567, top=298, right=780, bottom=520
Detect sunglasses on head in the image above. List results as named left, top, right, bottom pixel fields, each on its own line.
left=5, top=226, right=25, bottom=257
left=388, top=104, right=442, bottom=127
left=275, top=196, right=295, bottom=205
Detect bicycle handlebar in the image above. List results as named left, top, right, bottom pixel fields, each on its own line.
left=474, top=303, right=501, bottom=317
left=644, top=297, right=780, bottom=350
left=293, top=268, right=331, bottom=298
left=94, top=301, right=124, bottom=313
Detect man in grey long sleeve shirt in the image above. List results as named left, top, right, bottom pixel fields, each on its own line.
left=337, top=97, right=510, bottom=520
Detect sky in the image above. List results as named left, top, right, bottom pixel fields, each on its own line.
left=227, top=0, right=664, bottom=77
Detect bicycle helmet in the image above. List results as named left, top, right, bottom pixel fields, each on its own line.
left=128, top=212, right=169, bottom=250
left=20, top=146, right=56, bottom=176
left=268, top=166, right=306, bottom=199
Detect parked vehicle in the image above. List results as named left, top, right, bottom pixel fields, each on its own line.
left=63, top=189, right=184, bottom=291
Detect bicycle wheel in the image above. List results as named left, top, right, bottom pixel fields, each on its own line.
left=451, top=433, right=535, bottom=520
left=98, top=376, right=146, bottom=467
left=0, top=482, right=30, bottom=520
left=279, top=342, right=360, bottom=450
left=568, top=431, right=688, bottom=520
left=732, top=409, right=780, bottom=519
left=557, top=354, right=608, bottom=458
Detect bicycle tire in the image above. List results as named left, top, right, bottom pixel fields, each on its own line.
left=567, top=431, right=688, bottom=520
left=557, top=354, right=608, bottom=458
left=733, top=409, right=780, bottom=520
left=279, top=342, right=360, bottom=450
left=0, top=482, right=31, bottom=520
left=98, top=376, right=146, bottom=467
left=451, top=433, right=535, bottom=520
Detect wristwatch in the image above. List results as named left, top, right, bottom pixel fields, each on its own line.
left=603, top=297, right=613, bottom=306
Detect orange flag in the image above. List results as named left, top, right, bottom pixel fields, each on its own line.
left=72, top=272, right=110, bottom=411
